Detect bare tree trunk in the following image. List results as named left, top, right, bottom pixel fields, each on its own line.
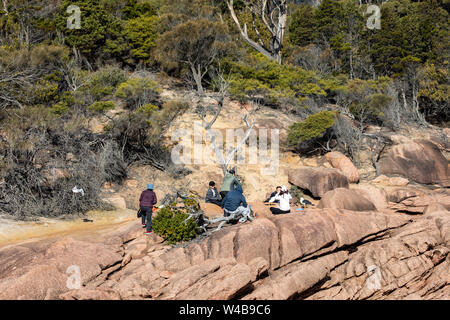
left=272, top=3, right=287, bottom=64
left=349, top=49, right=354, bottom=80
left=364, top=134, right=391, bottom=177
left=224, top=113, right=255, bottom=169
left=401, top=88, right=408, bottom=111
left=370, top=139, right=382, bottom=177
left=2, top=0, right=8, bottom=15
left=356, top=114, right=365, bottom=167
left=411, top=82, right=427, bottom=126
left=190, top=65, right=204, bottom=94
left=198, top=95, right=256, bottom=175
left=227, top=0, right=287, bottom=64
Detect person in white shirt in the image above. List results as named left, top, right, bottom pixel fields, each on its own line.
left=268, top=186, right=292, bottom=214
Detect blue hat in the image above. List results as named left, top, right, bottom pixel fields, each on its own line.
left=147, top=184, right=154, bottom=190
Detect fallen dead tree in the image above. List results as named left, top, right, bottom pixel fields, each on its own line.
left=159, top=189, right=255, bottom=237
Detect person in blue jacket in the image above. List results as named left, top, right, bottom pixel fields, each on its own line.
left=221, top=185, right=250, bottom=219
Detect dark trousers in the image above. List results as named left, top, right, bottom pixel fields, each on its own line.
left=264, top=199, right=280, bottom=203
left=140, top=206, right=153, bottom=232
left=270, top=207, right=290, bottom=215
left=220, top=191, right=228, bottom=200
left=207, top=199, right=222, bottom=207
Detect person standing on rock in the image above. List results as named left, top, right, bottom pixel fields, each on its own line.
left=268, top=186, right=292, bottom=214
left=139, top=184, right=157, bottom=234
left=221, top=185, right=250, bottom=220
left=220, top=169, right=241, bottom=200
left=205, top=181, right=222, bottom=207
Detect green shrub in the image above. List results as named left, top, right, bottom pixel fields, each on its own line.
left=88, top=101, right=116, bottom=113
left=221, top=53, right=327, bottom=106
left=135, top=103, right=158, bottom=117
left=288, top=4, right=317, bottom=47
left=338, top=77, right=394, bottom=124
left=183, top=197, right=199, bottom=211
left=350, top=93, right=392, bottom=122
left=33, top=79, right=59, bottom=104
left=124, top=15, right=160, bottom=62
left=59, top=91, right=76, bottom=105
left=54, top=0, right=120, bottom=60
left=93, top=66, right=128, bottom=87
left=85, top=66, right=128, bottom=100
left=122, top=0, right=159, bottom=19
left=115, top=77, right=160, bottom=109
left=50, top=101, right=70, bottom=116
left=152, top=206, right=199, bottom=244
left=288, top=110, right=337, bottom=146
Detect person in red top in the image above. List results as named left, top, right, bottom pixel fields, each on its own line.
left=139, top=184, right=157, bottom=234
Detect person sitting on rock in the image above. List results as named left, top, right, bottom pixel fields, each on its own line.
left=205, top=181, right=222, bottom=207
left=139, top=184, right=157, bottom=235
left=300, top=197, right=314, bottom=208
left=219, top=169, right=241, bottom=200
left=264, top=186, right=282, bottom=203
left=268, top=186, right=292, bottom=215
left=221, top=185, right=250, bottom=220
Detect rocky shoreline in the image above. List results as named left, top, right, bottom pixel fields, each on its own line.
left=0, top=188, right=448, bottom=300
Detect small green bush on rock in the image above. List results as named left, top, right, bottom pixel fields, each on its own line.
left=152, top=206, right=199, bottom=244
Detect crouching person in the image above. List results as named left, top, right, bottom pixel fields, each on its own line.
left=205, top=181, right=222, bottom=207
left=139, top=183, right=157, bottom=234
left=221, top=185, right=250, bottom=222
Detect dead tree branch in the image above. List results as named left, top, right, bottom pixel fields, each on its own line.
left=226, top=0, right=287, bottom=63
left=160, top=189, right=254, bottom=236
left=363, top=133, right=392, bottom=176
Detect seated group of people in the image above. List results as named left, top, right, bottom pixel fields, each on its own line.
left=205, top=170, right=292, bottom=216
left=205, top=170, right=250, bottom=219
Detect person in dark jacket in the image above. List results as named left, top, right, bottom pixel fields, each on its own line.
left=221, top=185, right=250, bottom=218
left=205, top=181, right=222, bottom=207
left=139, top=183, right=157, bottom=234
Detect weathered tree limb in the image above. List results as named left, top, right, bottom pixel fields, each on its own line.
left=227, top=0, right=287, bottom=63
left=162, top=190, right=254, bottom=236
left=224, top=113, right=255, bottom=168
left=363, top=133, right=392, bottom=177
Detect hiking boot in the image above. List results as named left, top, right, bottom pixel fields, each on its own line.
left=238, top=217, right=247, bottom=224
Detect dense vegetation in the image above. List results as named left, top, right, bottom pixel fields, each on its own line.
left=152, top=197, right=200, bottom=244
left=0, top=0, right=448, bottom=218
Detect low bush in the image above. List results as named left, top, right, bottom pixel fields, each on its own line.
left=115, top=77, right=160, bottom=109
left=288, top=110, right=337, bottom=154
left=152, top=206, right=199, bottom=244
left=88, top=101, right=117, bottom=113
left=85, top=66, right=128, bottom=100
left=50, top=101, right=70, bottom=116
left=288, top=110, right=336, bottom=144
